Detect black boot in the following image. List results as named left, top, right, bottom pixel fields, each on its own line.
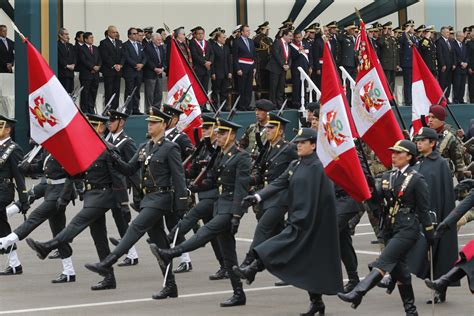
left=108, top=237, right=120, bottom=246
left=149, top=244, right=183, bottom=269
left=232, top=259, right=264, bottom=285
left=25, top=238, right=59, bottom=260
left=152, top=281, right=178, bottom=299
left=220, top=287, right=246, bottom=307
left=239, top=251, right=255, bottom=269
left=209, top=266, right=229, bottom=280
left=343, top=271, right=360, bottom=293
left=425, top=266, right=465, bottom=304
left=85, top=254, right=118, bottom=277
left=337, top=269, right=383, bottom=309
left=377, top=274, right=396, bottom=294
left=91, top=272, right=116, bottom=290
left=398, top=284, right=418, bottom=315
left=300, top=293, right=325, bottom=315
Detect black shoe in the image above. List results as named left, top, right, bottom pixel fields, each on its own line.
left=109, top=237, right=120, bottom=246
left=173, top=262, right=192, bottom=273
left=91, top=273, right=116, bottom=290
left=300, top=293, right=325, bottom=315
left=425, top=266, right=465, bottom=304
left=0, top=265, right=23, bottom=275
left=85, top=254, right=118, bottom=277
left=209, top=267, right=229, bottom=280
left=398, top=284, right=418, bottom=315
left=377, top=274, right=396, bottom=294
left=152, top=283, right=178, bottom=299
left=239, top=252, right=254, bottom=269
left=343, top=271, right=360, bottom=293
left=25, top=238, right=57, bottom=260
left=149, top=244, right=182, bottom=269
left=48, top=250, right=61, bottom=259
left=51, top=274, right=76, bottom=283
left=274, top=280, right=288, bottom=286
left=337, top=269, right=383, bottom=309
left=220, top=288, right=246, bottom=307
left=232, top=259, right=263, bottom=285
left=425, top=290, right=446, bottom=304
left=117, top=258, right=139, bottom=267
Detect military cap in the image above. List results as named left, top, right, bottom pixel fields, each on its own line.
left=191, top=26, right=204, bottom=33
left=233, top=25, right=242, bottom=33
left=463, top=26, right=471, bottom=33
left=0, top=114, right=16, bottom=126
left=345, top=21, right=358, bottom=30
left=306, top=101, right=320, bottom=112
left=383, top=21, right=393, bottom=28
left=86, top=113, right=108, bottom=124
left=258, top=21, right=270, bottom=28
left=414, top=127, right=439, bottom=141
left=202, top=114, right=217, bottom=128
left=173, top=27, right=185, bottom=35
left=255, top=99, right=275, bottom=112
left=146, top=106, right=171, bottom=122
left=293, top=128, right=318, bottom=142
left=162, top=104, right=183, bottom=117
left=366, top=24, right=375, bottom=31
left=389, top=139, right=417, bottom=156
left=282, top=18, right=293, bottom=26
left=107, top=109, right=129, bottom=120
left=415, top=24, right=426, bottom=32
left=404, top=20, right=415, bottom=27
left=326, top=21, right=338, bottom=28
left=210, top=27, right=223, bottom=37
left=393, top=26, right=403, bottom=33
left=216, top=117, right=242, bottom=132
left=265, top=113, right=290, bottom=128
left=424, top=25, right=435, bottom=32
left=143, top=27, right=153, bottom=33
left=304, top=23, right=319, bottom=33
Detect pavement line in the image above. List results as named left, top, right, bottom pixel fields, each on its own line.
left=355, top=250, right=380, bottom=256
left=0, top=286, right=293, bottom=315
left=458, top=233, right=474, bottom=237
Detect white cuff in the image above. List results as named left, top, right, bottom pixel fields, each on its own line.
left=255, top=194, right=262, bottom=202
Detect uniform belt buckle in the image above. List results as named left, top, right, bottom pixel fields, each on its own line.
left=143, top=188, right=147, bottom=195
left=218, top=185, right=222, bottom=195
left=47, top=179, right=52, bottom=185
left=86, top=183, right=92, bottom=191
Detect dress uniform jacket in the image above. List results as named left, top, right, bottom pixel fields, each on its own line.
left=165, top=128, right=194, bottom=161
left=0, top=138, right=27, bottom=206
left=339, top=33, right=357, bottom=69
left=419, top=38, right=437, bottom=74
left=378, top=35, right=399, bottom=71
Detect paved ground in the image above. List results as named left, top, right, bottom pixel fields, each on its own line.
left=1, top=181, right=474, bottom=315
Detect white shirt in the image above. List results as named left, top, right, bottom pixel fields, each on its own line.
left=0, top=137, right=11, bottom=146
left=110, top=130, right=123, bottom=143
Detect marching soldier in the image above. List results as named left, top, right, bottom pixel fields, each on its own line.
left=84, top=107, right=188, bottom=299
left=418, top=25, right=437, bottom=76
left=235, top=128, right=343, bottom=315
left=105, top=109, right=140, bottom=267
left=151, top=118, right=251, bottom=307
left=0, top=149, right=76, bottom=282
left=378, top=21, right=400, bottom=91
left=253, top=21, right=273, bottom=94
left=0, top=115, right=29, bottom=275
left=400, top=20, right=416, bottom=106
left=26, top=114, right=128, bottom=290
left=239, top=99, right=274, bottom=159
left=338, top=140, right=434, bottom=316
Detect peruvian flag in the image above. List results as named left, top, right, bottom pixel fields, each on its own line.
left=317, top=43, right=371, bottom=202
left=27, top=41, right=105, bottom=175
left=412, top=46, right=446, bottom=133
left=351, top=20, right=404, bottom=168
left=167, top=39, right=205, bottom=143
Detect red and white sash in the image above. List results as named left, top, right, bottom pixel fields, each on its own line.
left=290, top=42, right=308, bottom=62
left=194, top=39, right=207, bottom=57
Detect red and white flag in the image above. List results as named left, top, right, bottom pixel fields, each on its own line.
left=167, top=39, right=205, bottom=143
left=317, top=43, right=371, bottom=203
left=351, top=20, right=404, bottom=168
left=411, top=46, right=446, bottom=133
left=27, top=41, right=105, bottom=175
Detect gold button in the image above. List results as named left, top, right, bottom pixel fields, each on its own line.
left=144, top=177, right=147, bottom=180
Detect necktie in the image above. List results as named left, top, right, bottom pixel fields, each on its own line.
left=446, top=39, right=451, bottom=50
left=89, top=46, right=93, bottom=54
left=2, top=38, right=7, bottom=50
left=133, top=42, right=139, bottom=55
left=243, top=37, right=250, bottom=51
left=155, top=46, right=161, bottom=63
left=112, top=39, right=116, bottom=47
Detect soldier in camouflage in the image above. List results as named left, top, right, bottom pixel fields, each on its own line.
left=378, top=22, right=400, bottom=92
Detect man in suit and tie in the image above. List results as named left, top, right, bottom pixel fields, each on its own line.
left=74, top=31, right=85, bottom=75
left=79, top=32, right=101, bottom=114
left=399, top=20, right=417, bottom=106
left=211, top=31, right=232, bottom=106
left=233, top=25, right=257, bottom=111
left=290, top=31, right=312, bottom=109
left=99, top=26, right=123, bottom=109
left=436, top=26, right=456, bottom=102
left=266, top=29, right=292, bottom=108
left=0, top=25, right=14, bottom=73
left=453, top=31, right=469, bottom=104
left=144, top=33, right=166, bottom=110
left=57, top=28, right=76, bottom=94
left=189, top=26, right=214, bottom=93
left=122, top=27, right=147, bottom=115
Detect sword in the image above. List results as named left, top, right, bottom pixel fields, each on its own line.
left=163, top=226, right=180, bottom=287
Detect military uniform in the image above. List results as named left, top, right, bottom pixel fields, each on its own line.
left=339, top=24, right=357, bottom=98
left=438, top=125, right=467, bottom=180
left=399, top=21, right=417, bottom=106
left=419, top=36, right=437, bottom=76
left=253, top=22, right=273, bottom=93
left=378, top=23, right=400, bottom=91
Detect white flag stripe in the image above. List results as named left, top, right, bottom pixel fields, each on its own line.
left=317, top=94, right=355, bottom=168
left=351, top=68, right=391, bottom=136
left=28, top=76, right=78, bottom=144
left=411, top=80, right=432, bottom=121
left=167, top=74, right=202, bottom=131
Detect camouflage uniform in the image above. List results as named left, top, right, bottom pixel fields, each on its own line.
left=438, top=124, right=469, bottom=181
left=239, top=123, right=268, bottom=160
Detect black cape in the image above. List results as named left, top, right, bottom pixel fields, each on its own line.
left=408, top=151, right=458, bottom=281
left=254, top=152, right=343, bottom=294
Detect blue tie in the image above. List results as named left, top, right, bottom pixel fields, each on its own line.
left=155, top=46, right=161, bottom=63
left=243, top=37, right=249, bottom=51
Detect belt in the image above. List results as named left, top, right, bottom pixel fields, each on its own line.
left=46, top=178, right=67, bottom=185
left=85, top=183, right=112, bottom=191
left=143, top=186, right=173, bottom=195
left=0, top=178, right=11, bottom=184
left=238, top=57, right=254, bottom=65
left=218, top=184, right=234, bottom=195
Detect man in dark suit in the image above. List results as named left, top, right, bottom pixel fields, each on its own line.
left=74, top=31, right=85, bottom=75
left=467, top=30, right=474, bottom=103
left=99, top=25, right=124, bottom=109
left=122, top=27, right=147, bottom=115
left=290, top=31, right=312, bottom=109
left=453, top=31, right=469, bottom=104
left=233, top=25, right=257, bottom=111
left=57, top=27, right=76, bottom=94
left=0, top=25, right=14, bottom=73
left=436, top=26, right=456, bottom=102
left=399, top=20, right=417, bottom=106
left=79, top=32, right=101, bottom=114
left=144, top=33, right=166, bottom=110
left=211, top=31, right=232, bottom=106
left=266, top=29, right=292, bottom=108
left=189, top=26, right=214, bottom=93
